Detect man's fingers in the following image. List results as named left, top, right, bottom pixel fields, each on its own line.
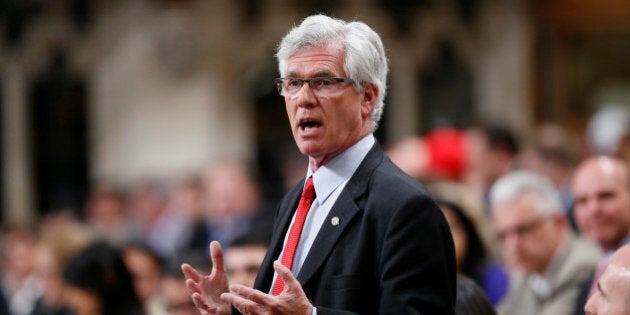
left=273, top=261, right=299, bottom=290
left=185, top=278, right=202, bottom=294
left=181, top=263, right=202, bottom=282
left=222, top=290, right=268, bottom=315
left=192, top=293, right=209, bottom=310
left=210, top=241, right=225, bottom=273
left=192, top=292, right=220, bottom=313
left=229, top=284, right=275, bottom=306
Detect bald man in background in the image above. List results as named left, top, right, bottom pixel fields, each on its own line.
left=571, top=156, right=630, bottom=314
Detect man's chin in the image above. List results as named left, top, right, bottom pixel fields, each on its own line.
left=296, top=141, right=323, bottom=156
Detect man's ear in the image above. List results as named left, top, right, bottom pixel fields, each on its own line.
left=361, top=83, right=378, bottom=118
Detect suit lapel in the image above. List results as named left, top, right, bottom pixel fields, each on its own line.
left=254, top=184, right=302, bottom=292
left=270, top=187, right=302, bottom=256
left=296, top=189, right=361, bottom=283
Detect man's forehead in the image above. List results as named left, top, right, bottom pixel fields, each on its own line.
left=601, top=263, right=630, bottom=297
left=493, top=192, right=538, bottom=217
left=286, top=49, right=344, bottom=74
left=576, top=157, right=626, bottom=182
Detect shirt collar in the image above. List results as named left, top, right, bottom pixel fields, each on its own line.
left=306, top=134, right=375, bottom=204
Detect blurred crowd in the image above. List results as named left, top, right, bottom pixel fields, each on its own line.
left=387, top=104, right=630, bottom=315
left=0, top=158, right=283, bottom=315
left=0, top=105, right=629, bottom=315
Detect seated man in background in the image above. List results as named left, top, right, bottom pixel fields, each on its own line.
left=490, top=171, right=599, bottom=315
left=163, top=252, right=210, bottom=315
left=584, top=244, right=630, bottom=315
left=571, top=155, right=630, bottom=314
left=224, top=229, right=270, bottom=288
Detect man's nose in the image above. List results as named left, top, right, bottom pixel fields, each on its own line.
left=583, top=298, right=596, bottom=315
left=293, top=82, right=317, bottom=106
left=584, top=199, right=603, bottom=217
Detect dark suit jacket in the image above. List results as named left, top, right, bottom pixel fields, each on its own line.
left=253, top=143, right=456, bottom=314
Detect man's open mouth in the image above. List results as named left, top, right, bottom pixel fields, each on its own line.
left=299, top=119, right=322, bottom=130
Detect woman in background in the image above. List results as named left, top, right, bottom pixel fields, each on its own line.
left=62, top=241, right=144, bottom=315
left=437, top=199, right=508, bottom=306
left=455, top=274, right=497, bottom=315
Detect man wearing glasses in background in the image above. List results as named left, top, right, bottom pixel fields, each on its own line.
left=490, top=171, right=599, bottom=315
left=182, top=14, right=456, bottom=315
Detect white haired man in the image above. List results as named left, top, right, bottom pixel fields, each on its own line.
left=182, top=14, right=456, bottom=315
left=490, top=170, right=600, bottom=315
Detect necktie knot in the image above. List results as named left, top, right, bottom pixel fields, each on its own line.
left=302, top=177, right=316, bottom=200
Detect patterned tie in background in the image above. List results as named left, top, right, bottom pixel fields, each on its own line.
left=272, top=177, right=316, bottom=295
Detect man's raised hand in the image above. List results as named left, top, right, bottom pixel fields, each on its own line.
left=182, top=241, right=232, bottom=315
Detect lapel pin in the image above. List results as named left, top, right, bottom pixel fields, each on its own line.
left=331, top=216, right=340, bottom=226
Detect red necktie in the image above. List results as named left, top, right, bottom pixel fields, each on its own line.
left=272, top=177, right=316, bottom=295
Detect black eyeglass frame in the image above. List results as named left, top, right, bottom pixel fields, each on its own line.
left=274, top=77, right=356, bottom=95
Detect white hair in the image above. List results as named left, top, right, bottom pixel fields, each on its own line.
left=276, top=14, right=389, bottom=131
left=490, top=170, right=563, bottom=217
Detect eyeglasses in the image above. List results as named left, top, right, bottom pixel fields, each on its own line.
left=274, top=77, right=355, bottom=96
left=496, top=217, right=547, bottom=243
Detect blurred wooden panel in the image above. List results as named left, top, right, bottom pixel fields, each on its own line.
left=538, top=0, right=630, bottom=32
